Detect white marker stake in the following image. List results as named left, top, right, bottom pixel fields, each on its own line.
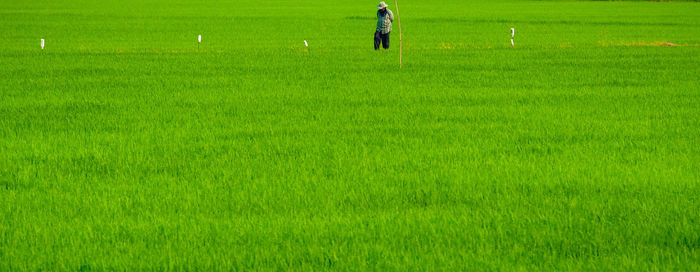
left=41, top=39, right=45, bottom=50
left=304, top=40, right=308, bottom=47
left=197, top=35, right=201, bottom=51
left=510, top=28, right=515, bottom=47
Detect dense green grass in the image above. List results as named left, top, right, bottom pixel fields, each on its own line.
left=1, top=0, right=700, bottom=270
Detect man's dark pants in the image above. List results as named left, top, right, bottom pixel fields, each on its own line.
left=374, top=31, right=390, bottom=50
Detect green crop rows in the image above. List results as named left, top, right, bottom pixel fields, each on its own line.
left=1, top=0, right=699, bottom=270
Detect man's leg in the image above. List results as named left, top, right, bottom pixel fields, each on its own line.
left=374, top=31, right=381, bottom=50
left=382, top=32, right=390, bottom=49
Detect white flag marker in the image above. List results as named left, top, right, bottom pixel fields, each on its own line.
left=41, top=39, right=45, bottom=50
left=511, top=28, right=515, bottom=37
left=304, top=40, right=308, bottom=47
left=511, top=39, right=515, bottom=47
left=198, top=34, right=202, bottom=43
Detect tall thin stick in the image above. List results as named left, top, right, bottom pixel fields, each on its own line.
left=394, top=0, right=402, bottom=68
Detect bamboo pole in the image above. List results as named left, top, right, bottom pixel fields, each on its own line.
left=394, top=0, right=402, bottom=68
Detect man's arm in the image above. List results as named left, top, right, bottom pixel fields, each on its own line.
left=389, top=10, right=394, bottom=22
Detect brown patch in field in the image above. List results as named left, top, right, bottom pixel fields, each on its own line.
left=599, top=41, right=687, bottom=47
left=559, top=43, right=572, bottom=48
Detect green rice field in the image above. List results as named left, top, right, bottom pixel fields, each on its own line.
left=1, top=0, right=700, bottom=270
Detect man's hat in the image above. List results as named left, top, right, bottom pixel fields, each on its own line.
left=377, top=1, right=388, bottom=9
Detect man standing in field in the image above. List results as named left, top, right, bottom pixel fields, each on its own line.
left=374, top=1, right=394, bottom=50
